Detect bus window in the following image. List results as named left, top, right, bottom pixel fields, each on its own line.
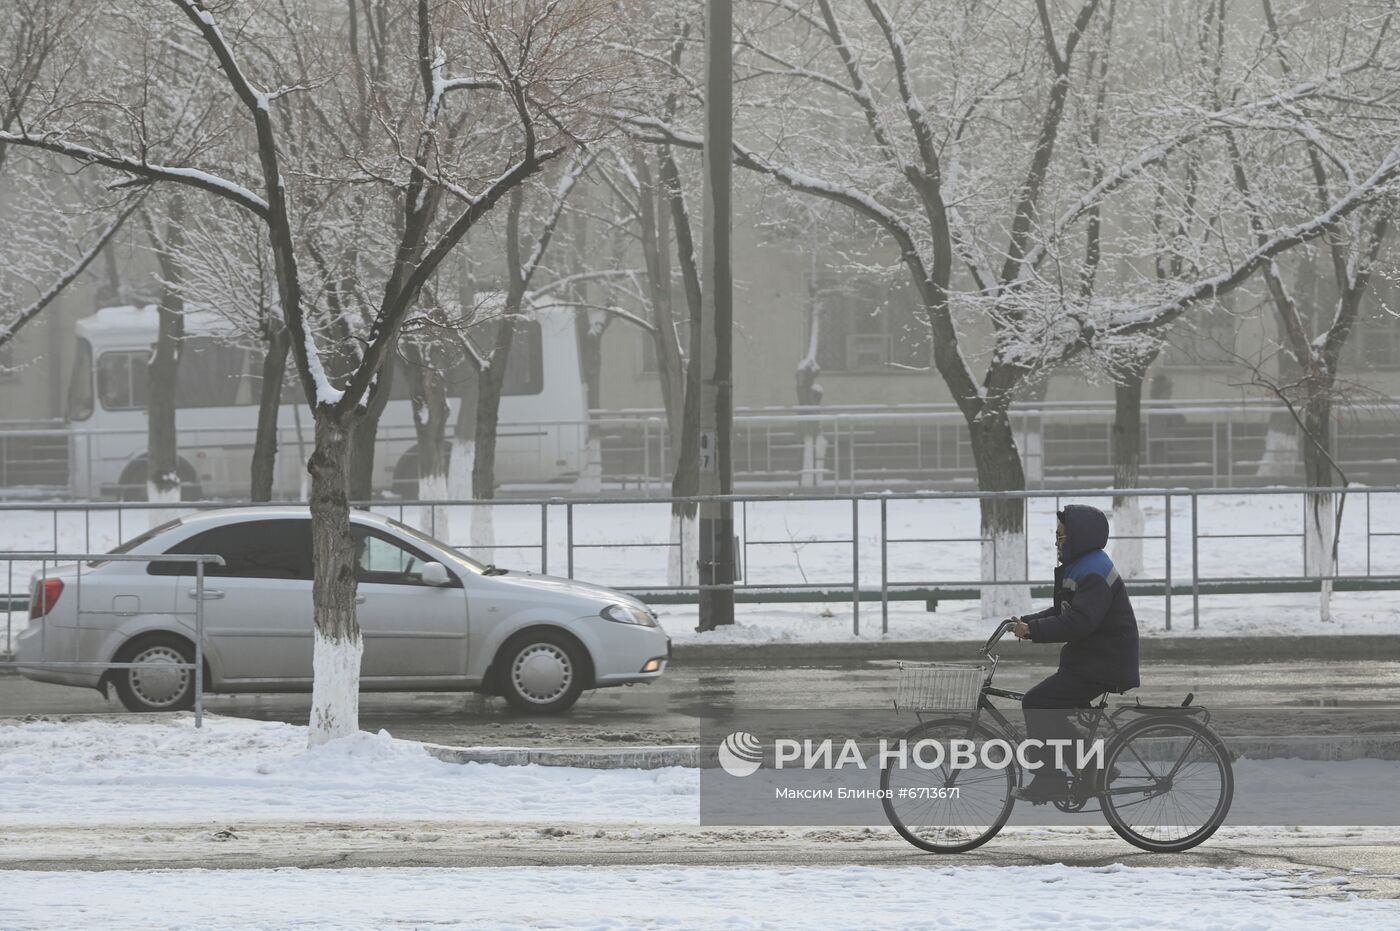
left=177, top=338, right=259, bottom=407
left=96, top=340, right=261, bottom=411
left=66, top=338, right=94, bottom=422
left=97, top=351, right=148, bottom=411
left=386, top=317, right=540, bottom=402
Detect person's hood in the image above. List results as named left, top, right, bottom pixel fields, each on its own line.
left=1059, top=504, right=1109, bottom=563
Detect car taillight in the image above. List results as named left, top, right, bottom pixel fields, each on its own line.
left=30, top=578, right=63, bottom=619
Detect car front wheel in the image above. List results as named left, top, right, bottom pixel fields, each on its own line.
left=112, top=635, right=197, bottom=713
left=498, top=631, right=586, bottom=714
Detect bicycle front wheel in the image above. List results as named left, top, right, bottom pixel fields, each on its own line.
left=1100, top=716, right=1234, bottom=853
left=880, top=716, right=1017, bottom=854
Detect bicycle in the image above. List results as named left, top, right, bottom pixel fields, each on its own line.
left=880, top=618, right=1234, bottom=854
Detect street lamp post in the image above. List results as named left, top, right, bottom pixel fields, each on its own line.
left=697, top=0, right=735, bottom=630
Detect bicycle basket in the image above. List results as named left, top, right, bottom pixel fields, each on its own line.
left=895, top=662, right=986, bottom=713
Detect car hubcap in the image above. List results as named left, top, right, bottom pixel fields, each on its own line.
left=511, top=644, right=572, bottom=704
left=128, top=646, right=189, bottom=708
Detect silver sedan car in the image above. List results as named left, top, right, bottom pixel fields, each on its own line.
left=16, top=507, right=670, bottom=714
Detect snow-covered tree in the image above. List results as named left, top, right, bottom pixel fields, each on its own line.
left=624, top=0, right=1400, bottom=617
left=1, top=0, right=629, bottom=744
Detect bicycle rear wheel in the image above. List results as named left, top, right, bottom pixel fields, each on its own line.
left=880, top=716, right=1017, bottom=854
left=1100, top=716, right=1233, bottom=853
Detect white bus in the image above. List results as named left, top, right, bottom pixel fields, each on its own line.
left=63, top=304, right=588, bottom=500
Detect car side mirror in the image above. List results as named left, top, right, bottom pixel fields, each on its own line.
left=421, top=562, right=452, bottom=586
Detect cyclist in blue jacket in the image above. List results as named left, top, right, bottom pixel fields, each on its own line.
left=1009, top=504, right=1140, bottom=803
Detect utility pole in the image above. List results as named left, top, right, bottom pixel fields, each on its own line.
left=697, top=0, right=735, bottom=630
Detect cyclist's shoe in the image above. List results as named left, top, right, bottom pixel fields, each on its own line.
left=1013, top=770, right=1070, bottom=805
left=1076, top=762, right=1122, bottom=792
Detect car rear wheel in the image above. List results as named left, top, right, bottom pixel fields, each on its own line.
left=498, top=631, right=586, bottom=714
left=112, top=635, right=196, bottom=713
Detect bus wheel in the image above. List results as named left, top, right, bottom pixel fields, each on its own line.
left=392, top=447, right=420, bottom=500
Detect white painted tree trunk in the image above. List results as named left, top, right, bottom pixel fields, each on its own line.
left=1017, top=428, right=1044, bottom=486
left=418, top=472, right=449, bottom=543
left=446, top=438, right=476, bottom=547
left=573, top=434, right=603, bottom=493
left=147, top=481, right=181, bottom=527
left=1305, top=491, right=1336, bottom=622
left=980, top=528, right=1031, bottom=619
left=469, top=504, right=495, bottom=565
left=667, top=511, right=700, bottom=586
left=1256, top=426, right=1299, bottom=479
left=308, top=629, right=363, bottom=746
left=1110, top=498, right=1145, bottom=578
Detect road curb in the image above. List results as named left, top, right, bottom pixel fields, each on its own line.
left=424, top=735, right=1400, bottom=770
left=424, top=743, right=700, bottom=769
left=670, top=634, right=1400, bottom=665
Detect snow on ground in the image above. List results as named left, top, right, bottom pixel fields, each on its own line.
left=0, top=716, right=695, bottom=827
left=659, top=590, right=1400, bottom=643
left=3, top=491, right=1399, bottom=652
left=4, top=717, right=1400, bottom=830
left=2, top=862, right=1397, bottom=930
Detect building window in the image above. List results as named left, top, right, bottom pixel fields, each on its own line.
left=811, top=270, right=929, bottom=372
left=1164, top=304, right=1249, bottom=367
left=1345, top=308, right=1400, bottom=369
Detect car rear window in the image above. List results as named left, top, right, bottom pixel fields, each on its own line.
left=88, top=518, right=184, bottom=568
left=150, top=519, right=312, bottom=579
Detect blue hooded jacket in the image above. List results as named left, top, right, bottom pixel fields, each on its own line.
left=1025, top=504, right=1140, bottom=690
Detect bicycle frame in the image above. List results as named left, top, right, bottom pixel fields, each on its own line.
left=915, top=618, right=1219, bottom=800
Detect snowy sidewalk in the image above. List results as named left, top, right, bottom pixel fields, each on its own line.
left=3, top=863, right=1398, bottom=930
left=0, top=715, right=695, bottom=827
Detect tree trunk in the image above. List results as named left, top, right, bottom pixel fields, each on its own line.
left=147, top=203, right=185, bottom=517
left=635, top=150, right=685, bottom=450
left=1110, top=352, right=1157, bottom=579
left=662, top=148, right=702, bottom=587
left=796, top=361, right=825, bottom=488
left=969, top=407, right=1031, bottom=619
left=306, top=409, right=362, bottom=745
left=250, top=324, right=290, bottom=502
left=1301, top=392, right=1336, bottom=622
left=407, top=340, right=451, bottom=540
left=1257, top=349, right=1301, bottom=479
left=573, top=311, right=606, bottom=494
left=448, top=359, right=480, bottom=544
left=470, top=319, right=515, bottom=563
left=1012, top=377, right=1049, bottom=488
left=348, top=342, right=397, bottom=502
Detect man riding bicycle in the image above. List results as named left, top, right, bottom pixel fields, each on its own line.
left=1009, top=504, right=1140, bottom=803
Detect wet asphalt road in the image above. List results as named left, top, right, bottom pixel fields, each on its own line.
left=4, top=654, right=1399, bottom=747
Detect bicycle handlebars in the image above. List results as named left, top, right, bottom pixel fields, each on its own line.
left=979, top=617, right=1017, bottom=657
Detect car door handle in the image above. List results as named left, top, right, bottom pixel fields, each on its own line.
left=188, top=589, right=225, bottom=600
left=355, top=595, right=366, bottom=604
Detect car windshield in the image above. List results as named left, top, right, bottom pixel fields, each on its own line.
left=88, top=517, right=184, bottom=568
left=381, top=516, right=488, bottom=574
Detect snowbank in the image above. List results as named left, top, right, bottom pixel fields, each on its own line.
left=0, top=716, right=695, bottom=826
left=1, top=863, right=1394, bottom=930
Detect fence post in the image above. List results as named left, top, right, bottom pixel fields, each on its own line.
left=1164, top=493, right=1172, bottom=631
left=540, top=502, right=549, bottom=575
left=566, top=502, right=575, bottom=579
left=880, top=496, right=889, bottom=635
left=1191, top=493, right=1200, bottom=630
left=852, top=495, right=860, bottom=636
left=194, top=556, right=205, bottom=729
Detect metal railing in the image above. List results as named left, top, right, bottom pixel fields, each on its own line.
left=4, top=397, right=1400, bottom=500
left=0, top=552, right=224, bottom=726
left=2, top=486, right=1394, bottom=638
